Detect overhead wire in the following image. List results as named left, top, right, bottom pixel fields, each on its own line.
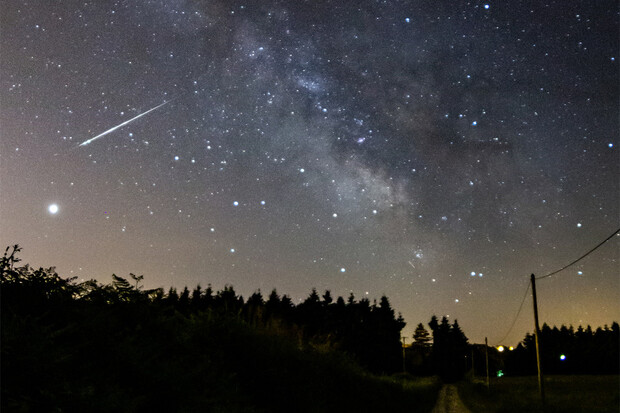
left=493, top=281, right=530, bottom=346
left=492, top=226, right=619, bottom=345
left=536, top=227, right=620, bottom=280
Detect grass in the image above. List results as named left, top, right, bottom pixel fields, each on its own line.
left=3, top=306, right=442, bottom=413
left=457, top=375, right=620, bottom=413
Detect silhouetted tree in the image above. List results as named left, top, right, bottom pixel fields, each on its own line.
left=405, top=322, right=433, bottom=375
left=2, top=243, right=414, bottom=405
left=428, top=315, right=469, bottom=381
left=191, top=284, right=202, bottom=308
left=165, top=287, right=178, bottom=305
left=245, top=290, right=265, bottom=326
left=504, top=322, right=619, bottom=375
left=215, top=285, right=244, bottom=316
left=178, top=286, right=190, bottom=312
left=322, top=290, right=333, bottom=305
left=413, top=323, right=431, bottom=347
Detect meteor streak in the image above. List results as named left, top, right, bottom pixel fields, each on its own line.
left=78, top=100, right=171, bottom=147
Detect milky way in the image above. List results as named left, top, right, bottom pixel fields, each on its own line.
left=1, top=0, right=618, bottom=344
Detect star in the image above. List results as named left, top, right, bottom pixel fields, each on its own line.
left=2, top=0, right=617, bottom=347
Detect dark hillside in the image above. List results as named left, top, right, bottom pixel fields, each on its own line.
left=1, top=245, right=440, bottom=412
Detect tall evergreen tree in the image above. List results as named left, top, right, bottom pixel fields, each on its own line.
left=413, top=323, right=431, bottom=347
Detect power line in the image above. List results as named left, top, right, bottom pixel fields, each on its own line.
left=491, top=227, right=618, bottom=346
left=536, top=227, right=620, bottom=280
left=494, top=281, right=530, bottom=345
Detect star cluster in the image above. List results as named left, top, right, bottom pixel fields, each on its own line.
left=1, top=0, right=618, bottom=344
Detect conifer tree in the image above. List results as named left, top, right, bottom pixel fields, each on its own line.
left=413, top=323, right=431, bottom=347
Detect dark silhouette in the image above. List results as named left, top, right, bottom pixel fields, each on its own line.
left=503, top=322, right=619, bottom=376
left=413, top=322, right=432, bottom=347
left=2, top=245, right=429, bottom=412
left=428, top=315, right=470, bottom=382
left=404, top=323, right=433, bottom=375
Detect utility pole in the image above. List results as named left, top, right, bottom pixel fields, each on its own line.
left=531, top=273, right=545, bottom=405
left=485, top=337, right=490, bottom=390
left=401, top=336, right=407, bottom=373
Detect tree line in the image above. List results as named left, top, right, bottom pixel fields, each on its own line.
left=404, top=317, right=470, bottom=382
left=3, top=243, right=617, bottom=411
left=1, top=244, right=405, bottom=369
left=2, top=245, right=430, bottom=411
left=403, top=317, right=619, bottom=380
left=503, top=322, right=619, bottom=375
left=159, top=284, right=407, bottom=374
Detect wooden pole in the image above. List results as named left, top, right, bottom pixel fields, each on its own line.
left=402, top=336, right=407, bottom=373
left=485, top=337, right=490, bottom=390
left=531, top=274, right=545, bottom=405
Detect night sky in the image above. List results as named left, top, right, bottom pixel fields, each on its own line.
left=1, top=0, right=618, bottom=345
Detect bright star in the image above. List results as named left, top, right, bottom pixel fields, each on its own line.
left=48, top=204, right=59, bottom=214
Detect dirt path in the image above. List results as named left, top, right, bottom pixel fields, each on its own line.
left=431, top=384, right=472, bottom=413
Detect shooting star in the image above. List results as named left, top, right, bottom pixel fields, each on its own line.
left=78, top=100, right=172, bottom=147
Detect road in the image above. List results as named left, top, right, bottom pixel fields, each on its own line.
left=431, top=384, right=472, bottom=413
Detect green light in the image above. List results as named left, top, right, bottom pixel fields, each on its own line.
left=560, top=354, right=566, bottom=361
left=497, top=370, right=504, bottom=377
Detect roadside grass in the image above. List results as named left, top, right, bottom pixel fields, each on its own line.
left=457, top=375, right=619, bottom=413
left=387, top=374, right=443, bottom=412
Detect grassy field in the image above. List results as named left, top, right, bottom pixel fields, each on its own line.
left=3, top=304, right=443, bottom=413
left=457, top=375, right=619, bottom=413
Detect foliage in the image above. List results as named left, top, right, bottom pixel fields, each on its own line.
left=427, top=315, right=470, bottom=382
left=504, top=322, right=619, bottom=375
left=413, top=322, right=431, bottom=347
left=1, top=245, right=426, bottom=412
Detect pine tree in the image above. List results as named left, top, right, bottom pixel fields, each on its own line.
left=191, top=284, right=202, bottom=309
left=413, top=323, right=431, bottom=347
left=322, top=290, right=333, bottom=305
